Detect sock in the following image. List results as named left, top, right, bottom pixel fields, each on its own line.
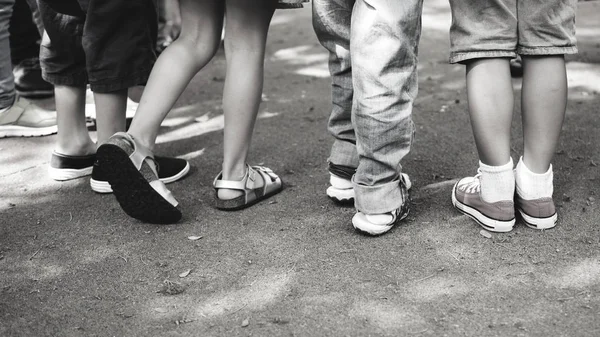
left=515, top=157, right=553, bottom=200
left=479, top=158, right=515, bottom=203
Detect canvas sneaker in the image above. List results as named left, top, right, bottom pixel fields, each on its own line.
left=0, top=96, right=57, bottom=138
left=351, top=173, right=412, bottom=236
left=48, top=152, right=96, bottom=181
left=326, top=162, right=356, bottom=203
left=91, top=154, right=190, bottom=193
left=515, top=193, right=557, bottom=230
left=452, top=174, right=515, bottom=232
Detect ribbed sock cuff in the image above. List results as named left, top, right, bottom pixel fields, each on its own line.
left=479, top=158, right=515, bottom=203
left=515, top=157, right=553, bottom=199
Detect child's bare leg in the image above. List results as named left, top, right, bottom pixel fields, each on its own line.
left=127, top=0, right=224, bottom=150
left=520, top=55, right=567, bottom=173
left=217, top=0, right=276, bottom=200
left=93, top=89, right=127, bottom=146
left=55, top=85, right=95, bottom=155
left=465, top=58, right=514, bottom=166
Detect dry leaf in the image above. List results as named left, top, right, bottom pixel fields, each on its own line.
left=155, top=307, right=168, bottom=313
left=241, top=318, right=249, bottom=327
left=179, top=269, right=192, bottom=278
left=479, top=230, right=492, bottom=239
left=187, top=236, right=203, bottom=241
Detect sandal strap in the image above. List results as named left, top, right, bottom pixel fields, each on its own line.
left=213, top=165, right=255, bottom=191
left=117, top=132, right=158, bottom=177
left=252, top=165, right=278, bottom=182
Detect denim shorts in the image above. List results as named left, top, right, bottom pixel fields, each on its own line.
left=448, top=0, right=578, bottom=64
left=38, top=0, right=157, bottom=93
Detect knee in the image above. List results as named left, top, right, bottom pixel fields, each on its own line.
left=178, top=30, right=221, bottom=62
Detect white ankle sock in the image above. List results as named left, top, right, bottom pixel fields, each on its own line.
left=515, top=157, right=553, bottom=200
left=479, top=158, right=515, bottom=203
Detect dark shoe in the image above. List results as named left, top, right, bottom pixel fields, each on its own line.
left=351, top=173, right=411, bottom=236
left=515, top=194, right=557, bottom=230
left=91, top=153, right=190, bottom=193
left=96, top=132, right=184, bottom=224
left=13, top=58, right=54, bottom=99
left=48, top=152, right=95, bottom=181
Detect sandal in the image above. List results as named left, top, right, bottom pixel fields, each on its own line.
left=97, top=132, right=181, bottom=224
left=213, top=165, right=283, bottom=210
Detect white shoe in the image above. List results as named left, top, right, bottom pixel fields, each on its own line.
left=0, top=96, right=57, bottom=138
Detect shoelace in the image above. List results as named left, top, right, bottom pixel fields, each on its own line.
left=458, top=171, right=482, bottom=194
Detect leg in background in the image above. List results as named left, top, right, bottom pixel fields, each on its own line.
left=217, top=0, right=276, bottom=200
left=128, top=0, right=224, bottom=149
left=93, top=89, right=127, bottom=146
left=55, top=85, right=95, bottom=155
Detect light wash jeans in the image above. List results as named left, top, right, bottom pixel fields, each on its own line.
left=313, top=0, right=423, bottom=214
left=0, top=0, right=15, bottom=109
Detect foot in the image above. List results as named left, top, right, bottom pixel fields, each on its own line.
left=90, top=155, right=190, bottom=193
left=217, top=166, right=264, bottom=201
left=48, top=151, right=96, bottom=181
left=326, top=162, right=356, bottom=203
left=214, top=165, right=282, bottom=210
left=0, top=96, right=57, bottom=138
left=351, top=173, right=411, bottom=236
left=97, top=132, right=182, bottom=224
left=452, top=174, right=515, bottom=232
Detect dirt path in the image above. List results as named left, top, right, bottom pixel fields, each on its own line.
left=1, top=1, right=599, bottom=336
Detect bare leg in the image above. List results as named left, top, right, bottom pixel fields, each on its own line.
left=521, top=55, right=567, bottom=173
left=217, top=0, right=276, bottom=200
left=465, top=58, right=514, bottom=166
left=127, top=0, right=224, bottom=150
left=94, top=89, right=127, bottom=146
left=54, top=85, right=95, bottom=155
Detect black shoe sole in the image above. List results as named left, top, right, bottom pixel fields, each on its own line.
left=15, top=87, right=54, bottom=99
left=97, top=144, right=182, bottom=224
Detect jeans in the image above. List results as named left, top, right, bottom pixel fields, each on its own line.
left=313, top=0, right=423, bottom=214
left=0, top=0, right=15, bottom=109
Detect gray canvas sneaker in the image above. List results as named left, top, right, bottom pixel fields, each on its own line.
left=515, top=194, right=557, bottom=230
left=452, top=174, right=515, bottom=232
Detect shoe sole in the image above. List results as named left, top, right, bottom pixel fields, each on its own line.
left=49, top=166, right=93, bottom=181
left=215, top=184, right=283, bottom=211
left=452, top=183, right=515, bottom=233
left=518, top=209, right=557, bottom=230
left=326, top=186, right=355, bottom=204
left=0, top=125, right=57, bottom=138
left=96, top=144, right=182, bottom=224
left=90, top=161, right=191, bottom=194
left=352, top=208, right=410, bottom=236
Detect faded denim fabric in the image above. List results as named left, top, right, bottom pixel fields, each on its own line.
left=313, top=0, right=358, bottom=169
left=0, top=0, right=16, bottom=108
left=314, top=0, right=423, bottom=214
left=449, top=0, right=577, bottom=63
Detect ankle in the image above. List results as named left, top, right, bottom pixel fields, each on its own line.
left=56, top=139, right=96, bottom=156
left=478, top=158, right=515, bottom=203
left=221, top=162, right=248, bottom=181
left=515, top=157, right=553, bottom=199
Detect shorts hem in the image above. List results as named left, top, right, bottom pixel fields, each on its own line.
left=42, top=71, right=88, bottom=88
left=89, top=66, right=153, bottom=93
left=449, top=51, right=516, bottom=64
left=517, top=46, right=578, bottom=56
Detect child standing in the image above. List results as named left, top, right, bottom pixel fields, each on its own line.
left=450, top=0, right=577, bottom=232
left=39, top=0, right=189, bottom=192
left=97, top=0, right=306, bottom=224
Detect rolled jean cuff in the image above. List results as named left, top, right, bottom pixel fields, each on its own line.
left=517, top=45, right=578, bottom=56
left=329, top=139, right=359, bottom=168
left=449, top=50, right=516, bottom=64
left=353, top=177, right=406, bottom=214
